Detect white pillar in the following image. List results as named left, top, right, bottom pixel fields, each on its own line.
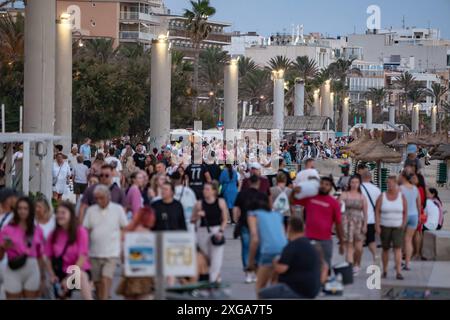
left=412, top=104, right=420, bottom=132
left=1, top=104, right=4, bottom=133
left=389, top=106, right=396, bottom=124
left=150, top=37, right=172, bottom=149
left=24, top=0, right=56, bottom=197
left=294, top=79, right=305, bottom=116
left=19, top=106, right=23, bottom=133
left=272, top=70, right=285, bottom=133
left=342, top=97, right=349, bottom=136
left=249, top=104, right=253, bottom=116
left=320, top=80, right=331, bottom=118
left=55, top=14, right=73, bottom=154
left=242, top=101, right=247, bottom=122
left=366, top=100, right=373, bottom=129
left=224, top=58, right=239, bottom=131
left=431, top=105, right=437, bottom=134
left=312, top=89, right=320, bottom=116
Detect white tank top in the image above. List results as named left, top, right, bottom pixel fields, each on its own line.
left=380, top=192, right=403, bottom=228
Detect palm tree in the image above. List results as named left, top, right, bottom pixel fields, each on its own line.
left=407, top=85, right=427, bottom=106
left=240, top=68, right=272, bottom=114
left=327, top=58, right=362, bottom=130
left=199, top=47, right=227, bottom=118
left=0, top=12, right=24, bottom=131
left=365, top=88, right=387, bottom=122
left=292, top=56, right=319, bottom=83
left=238, top=56, right=257, bottom=79
left=266, top=55, right=292, bottom=73
left=83, top=38, right=117, bottom=64
left=183, top=0, right=216, bottom=115
left=394, top=71, right=416, bottom=113
left=425, top=83, right=449, bottom=132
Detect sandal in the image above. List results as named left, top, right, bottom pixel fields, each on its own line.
left=396, top=273, right=404, bottom=280
left=382, top=272, right=387, bottom=279
left=402, top=265, right=411, bottom=271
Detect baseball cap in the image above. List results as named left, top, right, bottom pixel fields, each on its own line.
left=249, top=162, right=262, bottom=170
left=407, top=144, right=417, bottom=154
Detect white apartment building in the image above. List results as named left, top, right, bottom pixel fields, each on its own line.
left=348, top=61, right=385, bottom=103
left=224, top=31, right=263, bottom=56
left=245, top=44, right=334, bottom=69
left=348, top=30, right=449, bottom=73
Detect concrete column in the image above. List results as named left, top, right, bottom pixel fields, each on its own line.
left=224, top=58, right=239, bottom=131
left=320, top=80, right=331, bottom=118
left=55, top=14, right=73, bottom=154
left=312, top=89, right=320, bottom=116
left=272, top=70, right=285, bottom=133
left=389, top=106, right=396, bottom=124
left=24, top=0, right=56, bottom=197
left=242, top=101, right=247, bottom=122
left=249, top=104, right=253, bottom=116
left=412, top=104, right=420, bottom=132
left=342, top=97, right=349, bottom=136
left=431, top=105, right=437, bottom=134
left=294, top=79, right=305, bottom=116
left=150, top=37, right=171, bottom=149
left=366, top=100, right=373, bottom=130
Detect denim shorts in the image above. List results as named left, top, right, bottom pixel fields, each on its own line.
left=407, top=215, right=418, bottom=229
left=259, top=253, right=279, bottom=267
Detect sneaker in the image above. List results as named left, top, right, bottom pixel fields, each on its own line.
left=251, top=272, right=257, bottom=283
left=353, top=266, right=360, bottom=275
left=245, top=273, right=252, bottom=284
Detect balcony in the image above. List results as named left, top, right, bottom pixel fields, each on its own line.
left=119, top=31, right=154, bottom=42
left=120, top=11, right=160, bottom=24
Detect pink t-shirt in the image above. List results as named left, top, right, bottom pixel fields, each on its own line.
left=126, top=185, right=143, bottom=216
left=0, top=224, right=45, bottom=259
left=45, top=227, right=91, bottom=272
left=295, top=194, right=342, bottom=241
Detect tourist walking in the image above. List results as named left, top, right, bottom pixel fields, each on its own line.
left=0, top=197, right=45, bottom=299
left=172, top=172, right=197, bottom=232
left=191, top=182, right=228, bottom=283
left=151, top=182, right=186, bottom=231
left=233, top=175, right=265, bottom=283
left=78, top=164, right=127, bottom=223
left=126, top=171, right=146, bottom=218
left=72, top=155, right=89, bottom=203
left=375, top=176, right=407, bottom=280
left=399, top=171, right=421, bottom=271
left=247, top=194, right=287, bottom=294
left=428, top=188, right=444, bottom=230
left=361, top=171, right=381, bottom=262
left=52, top=152, right=71, bottom=201
left=80, top=138, right=92, bottom=168
left=339, top=175, right=368, bottom=274
left=83, top=185, right=128, bottom=300
left=291, top=176, right=344, bottom=268
left=35, top=198, right=55, bottom=241
left=270, top=172, right=292, bottom=228
left=219, top=164, right=239, bottom=223
left=45, top=201, right=93, bottom=300
left=90, top=153, right=105, bottom=178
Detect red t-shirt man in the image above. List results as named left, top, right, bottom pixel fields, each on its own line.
left=293, top=195, right=342, bottom=241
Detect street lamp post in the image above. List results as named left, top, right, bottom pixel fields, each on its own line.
left=431, top=105, right=437, bottom=134
left=55, top=13, right=73, bottom=154
left=312, top=89, right=320, bottom=116
left=321, top=80, right=332, bottom=118
left=150, top=35, right=172, bottom=149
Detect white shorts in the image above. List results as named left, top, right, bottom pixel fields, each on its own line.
left=3, top=257, right=41, bottom=294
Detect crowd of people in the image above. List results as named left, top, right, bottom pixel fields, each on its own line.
left=0, top=136, right=445, bottom=300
